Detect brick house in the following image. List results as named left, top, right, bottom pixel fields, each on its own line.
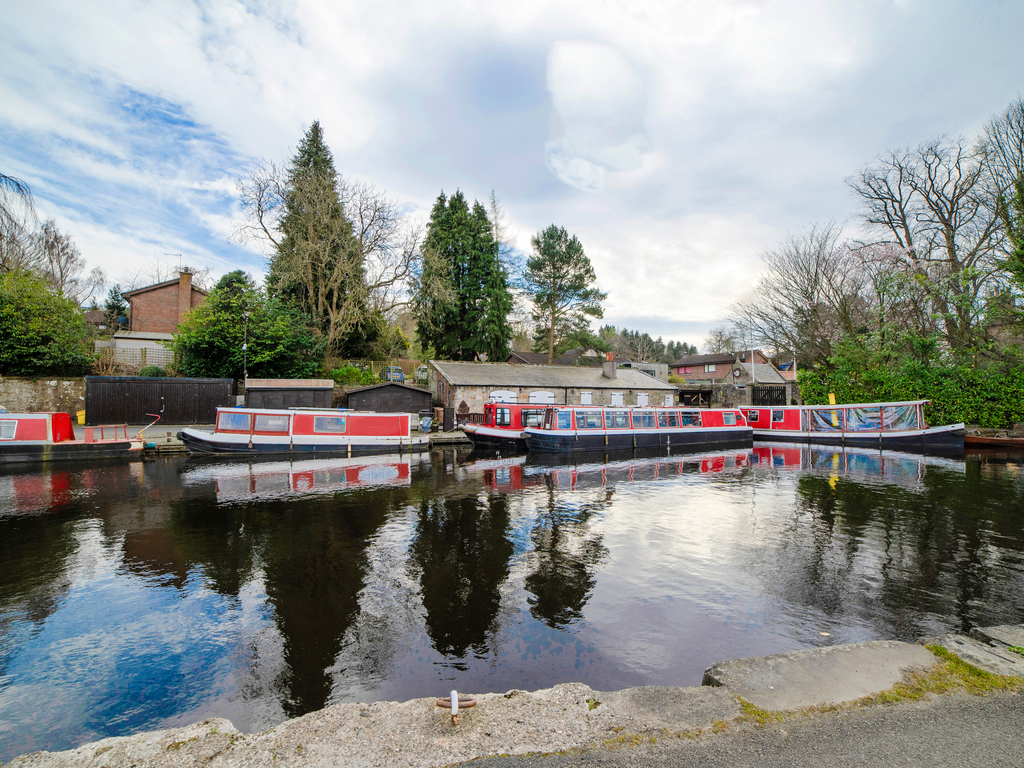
left=670, top=350, right=794, bottom=408
left=670, top=350, right=772, bottom=382
left=122, top=271, right=208, bottom=333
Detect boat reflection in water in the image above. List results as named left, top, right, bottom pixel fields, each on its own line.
left=179, top=453, right=430, bottom=504
left=466, top=446, right=753, bottom=494
left=752, top=442, right=966, bottom=488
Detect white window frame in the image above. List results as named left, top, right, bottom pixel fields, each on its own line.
left=580, top=391, right=592, bottom=405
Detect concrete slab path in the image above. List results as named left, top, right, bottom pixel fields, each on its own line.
left=701, top=640, right=937, bottom=710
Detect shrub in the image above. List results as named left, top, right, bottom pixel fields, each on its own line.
left=331, top=364, right=376, bottom=385
left=139, top=366, right=167, bottom=377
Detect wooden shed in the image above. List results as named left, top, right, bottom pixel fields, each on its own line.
left=346, top=382, right=432, bottom=414
left=85, top=376, right=234, bottom=425
left=244, top=379, right=334, bottom=409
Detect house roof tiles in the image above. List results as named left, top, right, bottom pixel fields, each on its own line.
left=430, top=361, right=676, bottom=390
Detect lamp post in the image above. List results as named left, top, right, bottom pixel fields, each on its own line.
left=242, top=311, right=250, bottom=382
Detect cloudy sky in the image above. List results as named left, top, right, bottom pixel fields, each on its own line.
left=2, top=0, right=1021, bottom=348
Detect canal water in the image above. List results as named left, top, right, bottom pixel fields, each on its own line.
left=1, top=445, right=1022, bottom=760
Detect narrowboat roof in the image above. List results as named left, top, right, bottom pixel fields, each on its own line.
left=430, top=361, right=677, bottom=390
left=782, top=400, right=930, bottom=409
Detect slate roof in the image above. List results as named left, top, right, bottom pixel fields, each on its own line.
left=741, top=363, right=786, bottom=384
left=430, top=361, right=676, bottom=390
left=345, top=382, right=432, bottom=395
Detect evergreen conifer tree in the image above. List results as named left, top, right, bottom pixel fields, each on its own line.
left=526, top=225, right=607, bottom=363
left=266, top=121, right=371, bottom=354
left=415, top=190, right=513, bottom=360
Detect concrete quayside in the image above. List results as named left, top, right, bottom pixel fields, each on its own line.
left=9, top=624, right=1023, bottom=768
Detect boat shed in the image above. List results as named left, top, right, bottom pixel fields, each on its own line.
left=345, top=382, right=433, bottom=414
left=244, top=379, right=334, bottom=409
left=428, top=360, right=678, bottom=416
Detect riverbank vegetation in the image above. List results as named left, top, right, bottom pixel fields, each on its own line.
left=716, top=96, right=1024, bottom=426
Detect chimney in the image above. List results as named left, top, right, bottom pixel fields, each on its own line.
left=602, top=351, right=616, bottom=379
left=178, top=270, right=192, bottom=326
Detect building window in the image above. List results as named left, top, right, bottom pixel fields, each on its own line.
left=580, top=391, right=592, bottom=405
left=704, top=364, right=716, bottom=373
left=610, top=392, right=624, bottom=406
left=684, top=366, right=692, bottom=374
left=636, top=393, right=649, bottom=406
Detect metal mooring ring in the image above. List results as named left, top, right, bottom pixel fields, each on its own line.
left=436, top=696, right=476, bottom=709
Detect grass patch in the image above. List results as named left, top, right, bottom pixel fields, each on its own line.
left=1009, top=646, right=1024, bottom=658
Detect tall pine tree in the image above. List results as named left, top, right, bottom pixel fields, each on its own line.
left=266, top=121, right=371, bottom=355
left=526, top=225, right=606, bottom=364
left=414, top=190, right=513, bottom=361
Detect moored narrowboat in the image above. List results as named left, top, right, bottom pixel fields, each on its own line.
left=461, top=402, right=549, bottom=451
left=178, top=407, right=430, bottom=457
left=745, top=400, right=964, bottom=454
left=522, top=405, right=753, bottom=453
left=0, top=412, right=143, bottom=464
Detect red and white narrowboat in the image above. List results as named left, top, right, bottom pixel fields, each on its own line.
left=177, top=407, right=430, bottom=457
left=522, top=406, right=752, bottom=453
left=745, top=400, right=964, bottom=453
left=0, top=412, right=143, bottom=464
left=461, top=402, right=549, bottom=451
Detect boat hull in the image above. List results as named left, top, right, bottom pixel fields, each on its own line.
left=178, top=428, right=429, bottom=458
left=752, top=423, right=965, bottom=454
left=524, top=427, right=753, bottom=454
left=0, top=441, right=141, bottom=465
left=461, top=424, right=527, bottom=451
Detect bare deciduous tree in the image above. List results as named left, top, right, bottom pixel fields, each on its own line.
left=0, top=174, right=41, bottom=275
left=848, top=137, right=1002, bottom=350
left=234, top=162, right=422, bottom=325
left=37, top=220, right=106, bottom=305
left=730, top=222, right=863, bottom=365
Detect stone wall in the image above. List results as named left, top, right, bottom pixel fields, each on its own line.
left=0, top=377, right=86, bottom=414
left=448, top=385, right=677, bottom=413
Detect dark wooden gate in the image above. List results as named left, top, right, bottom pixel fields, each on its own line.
left=85, top=377, right=234, bottom=425
left=752, top=385, right=787, bottom=406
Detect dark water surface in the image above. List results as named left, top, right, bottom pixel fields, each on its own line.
left=1, top=445, right=1023, bottom=759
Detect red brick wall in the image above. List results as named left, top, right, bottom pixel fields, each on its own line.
left=129, top=276, right=206, bottom=333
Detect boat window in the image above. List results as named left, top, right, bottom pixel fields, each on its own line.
left=881, top=405, right=918, bottom=431
left=723, top=412, right=737, bottom=426
left=747, top=411, right=759, bottom=422
left=255, top=414, right=290, bottom=432
left=495, top=408, right=512, bottom=427
left=575, top=410, right=604, bottom=429
left=680, top=411, right=701, bottom=427
left=634, top=410, right=655, bottom=428
left=608, top=410, right=629, bottom=428
left=771, top=410, right=785, bottom=423
left=556, top=410, right=572, bottom=430
left=314, top=416, right=347, bottom=433
left=0, top=420, right=15, bottom=439
left=485, top=409, right=492, bottom=426
left=810, top=409, right=844, bottom=431
left=658, top=411, right=679, bottom=427
left=218, top=412, right=251, bottom=432
left=522, top=409, right=545, bottom=428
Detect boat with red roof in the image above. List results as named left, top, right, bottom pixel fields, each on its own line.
left=0, top=411, right=143, bottom=464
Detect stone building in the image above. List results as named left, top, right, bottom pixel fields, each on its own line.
left=429, top=360, right=678, bottom=415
